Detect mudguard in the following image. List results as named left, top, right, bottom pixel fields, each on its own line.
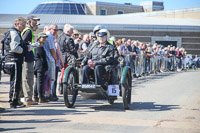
left=61, top=64, right=69, bottom=83
left=120, top=66, right=131, bottom=84
left=62, top=66, right=72, bottom=84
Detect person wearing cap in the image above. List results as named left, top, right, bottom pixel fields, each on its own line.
left=81, top=30, right=117, bottom=89
left=33, top=32, right=48, bottom=103
left=21, top=15, right=40, bottom=45
left=21, top=15, right=40, bottom=106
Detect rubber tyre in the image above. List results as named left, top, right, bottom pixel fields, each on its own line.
left=108, top=99, right=115, bottom=104
left=63, top=67, right=78, bottom=108
left=121, top=71, right=132, bottom=110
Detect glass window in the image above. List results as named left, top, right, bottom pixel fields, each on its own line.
left=63, top=3, right=69, bottom=9
left=47, top=10, right=55, bottom=14
left=70, top=3, right=78, bottom=14
left=117, top=10, right=124, bottom=14
left=49, top=6, right=56, bottom=10
left=50, top=3, right=57, bottom=7
left=63, top=9, right=70, bottom=14
left=81, top=4, right=85, bottom=9
left=76, top=4, right=85, bottom=15
left=40, top=10, right=46, bottom=13
left=54, top=10, right=63, bottom=14
left=30, top=3, right=88, bottom=15
left=63, top=3, right=70, bottom=14
left=39, top=4, right=46, bottom=8
left=57, top=3, right=63, bottom=7
left=31, top=6, right=39, bottom=14
left=100, top=9, right=106, bottom=15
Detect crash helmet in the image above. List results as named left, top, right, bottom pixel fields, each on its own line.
left=97, top=29, right=110, bottom=41
left=93, top=25, right=105, bottom=34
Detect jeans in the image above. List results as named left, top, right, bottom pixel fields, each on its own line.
left=51, top=66, right=59, bottom=98
left=34, top=71, right=45, bottom=98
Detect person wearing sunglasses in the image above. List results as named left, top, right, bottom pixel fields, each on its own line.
left=42, top=24, right=58, bottom=101
left=21, top=15, right=40, bottom=106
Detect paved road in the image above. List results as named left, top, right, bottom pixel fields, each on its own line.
left=0, top=71, right=200, bottom=133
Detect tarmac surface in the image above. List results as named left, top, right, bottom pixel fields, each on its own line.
left=0, top=70, right=200, bottom=133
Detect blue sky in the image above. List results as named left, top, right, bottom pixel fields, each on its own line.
left=0, top=0, right=200, bottom=14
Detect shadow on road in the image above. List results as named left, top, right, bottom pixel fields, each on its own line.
left=131, top=102, right=180, bottom=111
left=0, top=108, right=95, bottom=116
left=91, top=102, right=180, bottom=112
left=0, top=119, right=69, bottom=124
left=0, top=127, right=35, bottom=132
left=132, top=72, right=177, bottom=88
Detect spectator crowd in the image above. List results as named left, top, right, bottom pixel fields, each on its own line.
left=0, top=16, right=199, bottom=108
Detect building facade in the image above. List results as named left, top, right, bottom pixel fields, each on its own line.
left=140, top=1, right=164, bottom=12
left=86, top=1, right=144, bottom=15
left=0, top=1, right=200, bottom=56
left=30, top=1, right=145, bottom=16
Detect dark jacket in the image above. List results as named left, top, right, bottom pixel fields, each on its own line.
left=4, top=27, right=27, bottom=63
left=34, top=45, right=48, bottom=72
left=82, top=41, right=115, bottom=66
left=57, top=32, right=78, bottom=64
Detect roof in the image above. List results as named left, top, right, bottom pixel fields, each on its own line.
left=86, top=1, right=143, bottom=9
left=30, top=1, right=87, bottom=15
left=0, top=13, right=200, bottom=32
left=122, top=7, right=200, bottom=17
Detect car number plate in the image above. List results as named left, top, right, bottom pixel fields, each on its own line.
left=81, top=84, right=96, bottom=89
left=107, top=85, right=119, bottom=96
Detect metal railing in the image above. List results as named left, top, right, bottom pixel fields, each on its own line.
left=123, top=54, right=187, bottom=78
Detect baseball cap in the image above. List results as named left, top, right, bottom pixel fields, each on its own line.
left=38, top=32, right=48, bottom=38
left=27, top=15, right=40, bottom=21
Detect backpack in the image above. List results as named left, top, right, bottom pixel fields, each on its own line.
left=1, top=30, right=11, bottom=74
left=1, top=31, right=11, bottom=56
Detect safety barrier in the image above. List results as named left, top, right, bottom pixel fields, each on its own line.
left=123, top=54, right=187, bottom=78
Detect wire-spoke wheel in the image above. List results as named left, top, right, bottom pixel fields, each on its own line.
left=63, top=67, right=78, bottom=108
left=121, top=71, right=132, bottom=110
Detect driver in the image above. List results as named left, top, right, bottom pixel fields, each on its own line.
left=81, top=30, right=115, bottom=89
